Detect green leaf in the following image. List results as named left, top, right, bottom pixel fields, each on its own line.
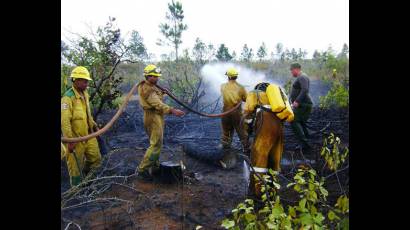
left=262, top=194, right=267, bottom=202
left=246, top=207, right=254, bottom=214
left=221, top=219, right=235, bottom=229
left=244, top=213, right=256, bottom=223
left=336, top=195, right=349, bottom=213
left=299, top=213, right=314, bottom=226
left=272, top=181, right=281, bottom=189
left=299, top=198, right=307, bottom=210
left=245, top=199, right=254, bottom=206
left=272, top=206, right=283, bottom=217
left=259, top=207, right=271, bottom=214
left=313, top=213, right=325, bottom=224
left=327, top=210, right=340, bottom=222
left=244, top=223, right=256, bottom=230
left=308, top=183, right=315, bottom=191
left=337, top=217, right=349, bottom=230
left=294, top=184, right=302, bottom=192
left=308, top=169, right=317, bottom=176
left=287, top=182, right=296, bottom=188
left=313, top=224, right=323, bottom=230
left=294, top=174, right=305, bottom=183
left=319, top=186, right=328, bottom=197
left=308, top=191, right=318, bottom=202
left=310, top=205, right=317, bottom=214
left=266, top=222, right=276, bottom=229
left=288, top=207, right=296, bottom=218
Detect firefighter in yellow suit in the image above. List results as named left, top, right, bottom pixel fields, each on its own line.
left=243, top=83, right=284, bottom=197
left=220, top=68, right=250, bottom=167
left=136, top=64, right=185, bottom=180
left=61, top=66, right=102, bottom=187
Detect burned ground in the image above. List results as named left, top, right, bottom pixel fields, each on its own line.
left=61, top=98, right=348, bottom=230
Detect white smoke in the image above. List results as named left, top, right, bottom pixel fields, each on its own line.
left=199, top=62, right=282, bottom=104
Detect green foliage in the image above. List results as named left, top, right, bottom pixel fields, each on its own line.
left=62, top=17, right=144, bottom=119
left=337, top=44, right=349, bottom=59
left=257, top=42, right=267, bottom=61
left=127, top=30, right=148, bottom=61
left=222, top=135, right=349, bottom=230
left=216, top=44, right=233, bottom=62
left=61, top=64, right=72, bottom=96
left=320, top=133, right=349, bottom=171
left=319, top=81, right=349, bottom=109
left=222, top=170, right=292, bottom=230
left=241, top=44, right=254, bottom=62
left=192, top=37, right=206, bottom=64
left=157, top=61, right=205, bottom=109
left=290, top=48, right=299, bottom=61
left=158, top=0, right=188, bottom=61
left=275, top=43, right=284, bottom=60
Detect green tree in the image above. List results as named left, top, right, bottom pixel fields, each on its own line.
left=206, top=43, right=216, bottom=62
left=231, top=51, right=237, bottom=61
left=216, top=44, right=233, bottom=61
left=192, top=37, right=206, bottom=64
left=298, top=48, right=307, bottom=59
left=312, top=50, right=321, bottom=62
left=284, top=48, right=292, bottom=61
left=338, top=43, right=349, bottom=59
left=127, top=30, right=148, bottom=61
left=257, top=42, right=267, bottom=61
left=240, top=44, right=253, bottom=62
left=62, top=17, right=137, bottom=120
left=158, top=0, right=188, bottom=62
left=181, top=48, right=191, bottom=62
left=61, top=40, right=68, bottom=54
left=291, top=48, right=298, bottom=60
left=61, top=40, right=69, bottom=63
left=275, top=42, right=284, bottom=59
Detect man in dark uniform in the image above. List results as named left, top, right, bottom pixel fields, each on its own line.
left=289, top=63, right=313, bottom=154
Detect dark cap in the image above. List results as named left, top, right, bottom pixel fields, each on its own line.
left=290, top=63, right=301, bottom=69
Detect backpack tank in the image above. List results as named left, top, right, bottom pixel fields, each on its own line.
left=266, top=84, right=294, bottom=122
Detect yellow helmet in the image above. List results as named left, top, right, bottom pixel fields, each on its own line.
left=225, top=68, right=238, bottom=78
left=70, top=66, right=92, bottom=81
left=144, top=64, right=162, bottom=77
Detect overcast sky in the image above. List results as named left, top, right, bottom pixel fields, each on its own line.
left=61, top=0, right=349, bottom=60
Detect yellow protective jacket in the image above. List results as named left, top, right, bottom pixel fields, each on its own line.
left=221, top=81, right=247, bottom=111
left=137, top=80, right=172, bottom=115
left=61, top=87, right=98, bottom=138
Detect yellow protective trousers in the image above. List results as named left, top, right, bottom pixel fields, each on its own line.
left=65, top=138, right=101, bottom=186
left=137, top=110, right=164, bottom=173
left=221, top=109, right=249, bottom=152
left=249, top=111, right=284, bottom=197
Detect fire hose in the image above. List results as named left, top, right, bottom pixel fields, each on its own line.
left=154, top=84, right=241, bottom=118
left=61, top=83, right=241, bottom=143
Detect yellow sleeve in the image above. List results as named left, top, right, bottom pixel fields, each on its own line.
left=241, top=86, right=247, bottom=102
left=61, top=96, right=74, bottom=138
left=61, top=142, right=67, bottom=160
left=145, top=89, right=172, bottom=114
left=244, top=92, right=257, bottom=118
